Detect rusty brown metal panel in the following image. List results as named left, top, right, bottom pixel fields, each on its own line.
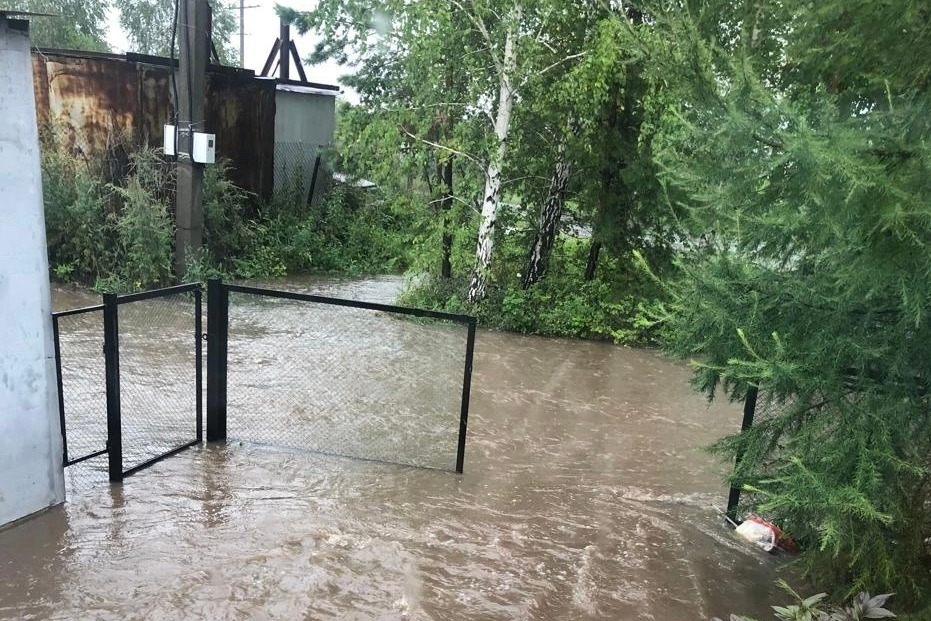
left=30, top=50, right=275, bottom=200
left=206, top=72, right=275, bottom=201
left=31, top=54, right=50, bottom=128
left=137, top=64, right=172, bottom=147
left=40, top=56, right=139, bottom=158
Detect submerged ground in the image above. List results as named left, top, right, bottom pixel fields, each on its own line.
left=0, top=276, right=784, bottom=620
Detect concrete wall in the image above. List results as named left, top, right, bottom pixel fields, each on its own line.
left=0, top=17, right=66, bottom=527
left=274, top=85, right=337, bottom=205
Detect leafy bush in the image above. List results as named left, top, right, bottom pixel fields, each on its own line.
left=400, top=234, right=665, bottom=344
left=108, top=154, right=174, bottom=290
left=42, top=141, right=116, bottom=283
left=202, top=158, right=254, bottom=267
left=716, top=582, right=895, bottom=621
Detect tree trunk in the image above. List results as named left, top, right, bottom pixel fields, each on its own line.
left=584, top=240, right=601, bottom=281
left=467, top=4, right=520, bottom=304
left=523, top=148, right=570, bottom=288
left=439, top=155, right=453, bottom=279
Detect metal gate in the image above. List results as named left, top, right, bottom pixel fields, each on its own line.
left=54, top=283, right=202, bottom=484
left=54, top=278, right=475, bottom=483
left=205, top=279, right=477, bottom=472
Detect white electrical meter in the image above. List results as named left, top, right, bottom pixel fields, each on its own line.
left=163, top=124, right=176, bottom=156
left=192, top=132, right=216, bottom=164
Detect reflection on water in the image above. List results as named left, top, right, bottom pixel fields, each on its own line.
left=0, top=276, right=785, bottom=620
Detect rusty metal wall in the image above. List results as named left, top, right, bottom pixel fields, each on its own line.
left=31, top=51, right=276, bottom=200
left=207, top=72, right=275, bottom=202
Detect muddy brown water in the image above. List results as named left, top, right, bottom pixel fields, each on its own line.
left=0, top=276, right=785, bottom=620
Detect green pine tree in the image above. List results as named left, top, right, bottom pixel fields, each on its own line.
left=646, top=0, right=931, bottom=608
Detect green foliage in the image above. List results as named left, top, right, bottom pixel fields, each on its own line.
left=42, top=133, right=410, bottom=290
left=106, top=150, right=175, bottom=290
left=42, top=142, right=115, bottom=283
left=9, top=0, right=109, bottom=51
left=202, top=158, right=253, bottom=266
left=642, top=0, right=931, bottom=608
left=716, top=582, right=895, bottom=621
left=115, top=0, right=238, bottom=63
left=42, top=138, right=174, bottom=293
left=203, top=167, right=413, bottom=279
left=401, top=233, right=664, bottom=344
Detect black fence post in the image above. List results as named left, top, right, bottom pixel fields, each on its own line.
left=725, top=386, right=758, bottom=522
left=103, top=293, right=123, bottom=483
left=194, top=286, right=203, bottom=443
left=455, top=317, right=477, bottom=474
left=206, top=279, right=228, bottom=442
left=52, top=314, right=68, bottom=465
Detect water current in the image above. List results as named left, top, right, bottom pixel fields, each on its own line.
left=0, top=275, right=786, bottom=620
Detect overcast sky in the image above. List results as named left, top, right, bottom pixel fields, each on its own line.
left=105, top=1, right=353, bottom=96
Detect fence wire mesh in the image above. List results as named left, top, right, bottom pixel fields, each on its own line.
left=274, top=141, right=326, bottom=205
left=55, top=309, right=109, bottom=490
left=117, top=292, right=200, bottom=473
left=726, top=388, right=795, bottom=516
left=226, top=292, right=469, bottom=470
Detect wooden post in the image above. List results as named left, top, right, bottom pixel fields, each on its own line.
left=174, top=0, right=209, bottom=277
left=279, top=18, right=290, bottom=80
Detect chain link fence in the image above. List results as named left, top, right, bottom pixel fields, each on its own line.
left=224, top=290, right=472, bottom=471
left=53, top=307, right=110, bottom=491
left=53, top=286, right=202, bottom=489
left=725, top=387, right=796, bottom=519
left=274, top=142, right=328, bottom=206
left=116, top=290, right=201, bottom=475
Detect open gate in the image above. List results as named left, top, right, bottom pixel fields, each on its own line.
left=54, top=278, right=476, bottom=486
left=54, top=283, right=202, bottom=484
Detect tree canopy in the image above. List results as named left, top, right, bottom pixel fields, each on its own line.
left=9, top=0, right=109, bottom=51
left=282, top=0, right=931, bottom=609
left=115, top=0, right=238, bottom=64
left=643, top=0, right=931, bottom=607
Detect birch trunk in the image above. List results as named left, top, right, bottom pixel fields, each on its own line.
left=523, top=143, right=571, bottom=288
left=467, top=5, right=520, bottom=304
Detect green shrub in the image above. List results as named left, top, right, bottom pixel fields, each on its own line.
left=42, top=144, right=115, bottom=283
left=400, top=237, right=665, bottom=344
left=716, top=582, right=896, bottom=621
left=107, top=151, right=174, bottom=290
left=202, top=158, right=254, bottom=268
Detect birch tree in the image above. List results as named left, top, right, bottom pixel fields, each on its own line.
left=464, top=2, right=521, bottom=303
left=283, top=0, right=596, bottom=302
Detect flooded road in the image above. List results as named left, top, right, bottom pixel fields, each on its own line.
left=0, top=276, right=785, bottom=620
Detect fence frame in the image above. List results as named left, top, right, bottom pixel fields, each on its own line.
left=101, top=284, right=203, bottom=482
left=52, top=304, right=107, bottom=468
left=725, top=387, right=759, bottom=521
left=205, top=279, right=477, bottom=473
left=56, top=278, right=474, bottom=483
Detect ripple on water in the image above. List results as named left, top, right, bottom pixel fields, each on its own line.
left=0, top=278, right=788, bottom=620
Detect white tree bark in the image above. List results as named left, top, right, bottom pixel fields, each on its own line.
left=467, top=4, right=521, bottom=304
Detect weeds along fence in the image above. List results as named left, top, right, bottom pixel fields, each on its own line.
left=207, top=280, right=477, bottom=473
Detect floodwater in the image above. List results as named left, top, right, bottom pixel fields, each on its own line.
left=0, top=276, right=786, bottom=620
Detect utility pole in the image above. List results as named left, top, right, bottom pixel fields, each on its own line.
left=239, top=0, right=244, bottom=67
left=174, top=0, right=209, bottom=277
